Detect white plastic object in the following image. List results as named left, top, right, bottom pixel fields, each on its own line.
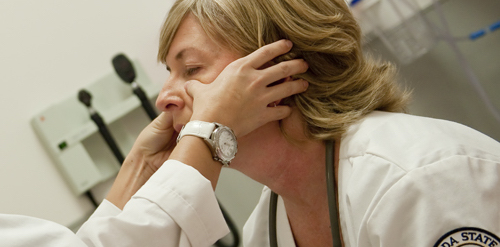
left=31, top=60, right=159, bottom=195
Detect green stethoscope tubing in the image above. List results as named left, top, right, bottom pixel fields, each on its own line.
left=269, top=140, right=342, bottom=247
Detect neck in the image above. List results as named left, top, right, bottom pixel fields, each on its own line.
left=272, top=136, right=342, bottom=246
left=232, top=110, right=341, bottom=246
left=268, top=138, right=337, bottom=247
left=268, top=138, right=327, bottom=204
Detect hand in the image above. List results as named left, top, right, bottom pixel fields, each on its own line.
left=129, top=112, right=176, bottom=172
left=185, top=40, right=309, bottom=138
left=106, top=112, right=177, bottom=209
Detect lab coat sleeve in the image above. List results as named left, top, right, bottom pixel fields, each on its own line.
left=76, top=159, right=229, bottom=247
left=362, top=155, right=500, bottom=247
left=0, top=214, right=88, bottom=247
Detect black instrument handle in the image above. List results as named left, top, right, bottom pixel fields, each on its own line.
left=90, top=113, right=125, bottom=164
left=133, top=86, right=157, bottom=121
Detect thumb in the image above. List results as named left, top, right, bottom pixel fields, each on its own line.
left=149, top=112, right=173, bottom=133
left=136, top=112, right=176, bottom=154
left=184, top=80, right=205, bottom=98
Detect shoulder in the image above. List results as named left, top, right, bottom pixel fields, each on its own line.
left=338, top=111, right=500, bottom=247
left=363, top=155, right=500, bottom=247
left=341, top=111, right=500, bottom=171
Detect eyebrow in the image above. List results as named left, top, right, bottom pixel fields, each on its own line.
left=166, top=47, right=199, bottom=72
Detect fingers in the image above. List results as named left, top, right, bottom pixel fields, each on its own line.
left=246, top=40, right=308, bottom=87
left=143, top=112, right=175, bottom=146
left=246, top=39, right=293, bottom=69
left=132, top=111, right=175, bottom=155
left=253, top=78, right=308, bottom=131
left=261, top=59, right=309, bottom=86
left=150, top=112, right=174, bottom=132
left=264, top=78, right=309, bottom=105
left=184, top=80, right=205, bottom=98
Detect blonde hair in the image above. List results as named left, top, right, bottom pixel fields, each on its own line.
left=158, top=0, right=411, bottom=140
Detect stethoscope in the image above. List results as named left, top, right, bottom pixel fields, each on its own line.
left=269, top=140, right=342, bottom=247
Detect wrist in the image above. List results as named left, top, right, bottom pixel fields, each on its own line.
left=106, top=153, right=152, bottom=209
left=190, top=112, right=237, bottom=136
left=170, top=136, right=222, bottom=189
left=177, top=120, right=238, bottom=167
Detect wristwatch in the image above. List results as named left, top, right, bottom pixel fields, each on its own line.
left=176, top=120, right=238, bottom=166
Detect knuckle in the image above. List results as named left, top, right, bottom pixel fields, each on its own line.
left=226, top=61, right=241, bottom=71
left=280, top=63, right=291, bottom=76
left=286, top=80, right=304, bottom=95
left=259, top=47, right=274, bottom=59
left=252, top=74, right=266, bottom=87
left=287, top=84, right=297, bottom=95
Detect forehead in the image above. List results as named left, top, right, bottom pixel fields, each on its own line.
left=165, top=14, right=221, bottom=63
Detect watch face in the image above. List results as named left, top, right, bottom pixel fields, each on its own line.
left=215, top=127, right=237, bottom=161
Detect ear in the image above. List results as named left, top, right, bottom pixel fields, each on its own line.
left=279, top=105, right=309, bottom=141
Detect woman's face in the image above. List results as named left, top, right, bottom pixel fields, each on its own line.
left=156, top=13, right=241, bottom=134
left=156, top=13, right=289, bottom=172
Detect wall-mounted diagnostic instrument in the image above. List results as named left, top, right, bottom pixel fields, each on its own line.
left=31, top=60, right=158, bottom=196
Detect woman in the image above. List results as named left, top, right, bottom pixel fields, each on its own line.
left=154, top=0, right=500, bottom=246
left=0, top=41, right=306, bottom=247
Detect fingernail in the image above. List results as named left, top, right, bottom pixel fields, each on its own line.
left=285, top=40, right=293, bottom=48
left=303, top=59, right=309, bottom=70
left=303, top=80, right=309, bottom=89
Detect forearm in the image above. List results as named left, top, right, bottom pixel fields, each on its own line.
left=169, top=136, right=222, bottom=190
left=106, top=152, right=152, bottom=209
left=81, top=161, right=229, bottom=247
left=106, top=135, right=221, bottom=209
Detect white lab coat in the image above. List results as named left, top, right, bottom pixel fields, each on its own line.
left=0, top=161, right=229, bottom=247
left=2, top=111, right=500, bottom=247
left=243, top=111, right=500, bottom=247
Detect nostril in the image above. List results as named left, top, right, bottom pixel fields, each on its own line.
left=159, top=98, right=183, bottom=111
left=156, top=93, right=184, bottom=112
left=165, top=103, right=177, bottom=109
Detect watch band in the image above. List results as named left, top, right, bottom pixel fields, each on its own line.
left=176, top=121, right=216, bottom=143
left=177, top=120, right=237, bottom=167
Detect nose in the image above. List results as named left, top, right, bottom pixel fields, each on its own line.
left=155, top=76, right=186, bottom=112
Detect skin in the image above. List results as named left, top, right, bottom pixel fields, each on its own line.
left=107, top=13, right=339, bottom=247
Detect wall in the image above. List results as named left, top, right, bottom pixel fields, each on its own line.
left=0, top=0, right=263, bottom=238
left=0, top=0, right=166, bottom=227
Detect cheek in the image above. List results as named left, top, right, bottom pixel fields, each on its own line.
left=199, top=70, right=222, bottom=84
left=200, top=55, right=240, bottom=84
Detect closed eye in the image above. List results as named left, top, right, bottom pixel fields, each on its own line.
left=185, top=67, right=200, bottom=76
